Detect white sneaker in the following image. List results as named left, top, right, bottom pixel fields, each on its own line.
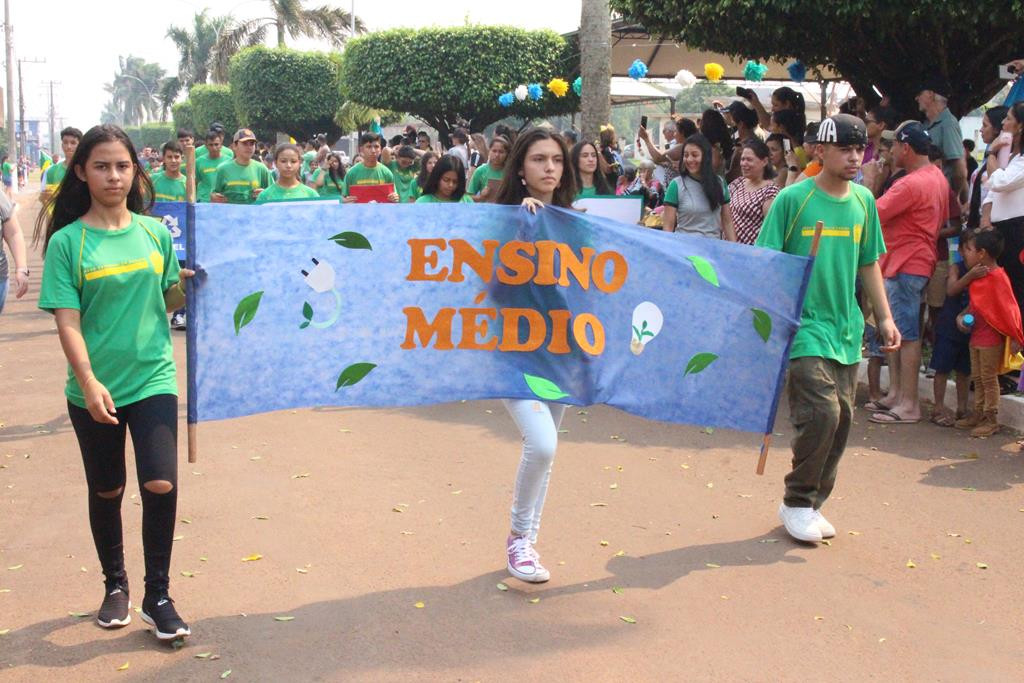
left=778, top=503, right=823, bottom=543
left=506, top=534, right=550, bottom=583
left=814, top=510, right=836, bottom=538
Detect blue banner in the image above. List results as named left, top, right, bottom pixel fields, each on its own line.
left=188, top=203, right=811, bottom=434
left=151, top=201, right=188, bottom=259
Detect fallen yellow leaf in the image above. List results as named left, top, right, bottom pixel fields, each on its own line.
left=599, top=540, right=609, bottom=547
left=976, top=562, right=988, bottom=569
left=705, top=563, right=720, bottom=568
left=116, top=662, right=129, bottom=671
left=291, top=473, right=310, bottom=479
left=180, top=571, right=195, bottom=578
left=296, top=568, right=308, bottom=574
left=451, top=490, right=462, bottom=495
left=496, top=583, right=508, bottom=591
left=589, top=502, right=608, bottom=507
left=613, top=550, right=626, bottom=557
left=619, top=616, right=636, bottom=624
left=609, top=483, right=618, bottom=489
left=221, top=671, right=232, bottom=679
left=241, top=554, right=263, bottom=562
left=0, top=629, right=10, bottom=635
left=414, top=601, right=425, bottom=608
left=813, top=616, right=824, bottom=621
left=274, top=616, right=295, bottom=622
left=527, top=597, right=540, bottom=604
left=906, top=559, right=916, bottom=568
left=7, top=565, right=22, bottom=571
left=680, top=464, right=690, bottom=469
left=706, top=482, right=714, bottom=488
left=930, top=553, right=941, bottom=561
left=173, top=535, right=184, bottom=541
left=848, top=531, right=861, bottom=536
left=194, top=652, right=213, bottom=659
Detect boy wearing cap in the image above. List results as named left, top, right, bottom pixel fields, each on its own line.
left=917, top=76, right=968, bottom=204
left=211, top=129, right=272, bottom=204
left=756, top=114, right=901, bottom=543
left=867, top=122, right=949, bottom=425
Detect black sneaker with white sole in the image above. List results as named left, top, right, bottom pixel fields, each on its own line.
left=97, top=581, right=131, bottom=628
left=140, top=593, right=190, bottom=640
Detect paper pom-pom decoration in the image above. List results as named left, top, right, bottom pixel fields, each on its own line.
left=628, top=59, right=648, bottom=80
left=743, top=60, right=769, bottom=82
left=498, top=92, right=515, bottom=108
left=704, top=63, right=725, bottom=83
left=527, top=83, right=543, bottom=101
left=572, top=76, right=582, bottom=96
left=547, top=78, right=569, bottom=98
left=675, top=69, right=697, bottom=89
left=514, top=84, right=529, bottom=101
left=787, top=61, right=806, bottom=83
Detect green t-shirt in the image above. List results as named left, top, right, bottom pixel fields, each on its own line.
left=196, top=144, right=234, bottom=161
left=255, top=181, right=320, bottom=204
left=311, top=168, right=344, bottom=198
left=414, top=193, right=474, bottom=204
left=151, top=172, right=187, bottom=202
left=301, top=150, right=317, bottom=177
left=387, top=161, right=419, bottom=202
left=467, top=163, right=505, bottom=197
left=44, top=162, right=68, bottom=193
left=754, top=178, right=885, bottom=365
left=576, top=186, right=599, bottom=199
left=342, top=162, right=395, bottom=196
left=195, top=154, right=227, bottom=202
left=2, top=161, right=12, bottom=178
left=213, top=159, right=272, bottom=204
left=38, top=214, right=181, bottom=408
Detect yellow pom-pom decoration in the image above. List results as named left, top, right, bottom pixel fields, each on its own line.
left=704, top=63, right=725, bottom=83
left=547, top=78, right=569, bottom=98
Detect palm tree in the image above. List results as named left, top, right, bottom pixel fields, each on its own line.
left=167, top=9, right=230, bottom=86
left=105, top=56, right=165, bottom=125
left=579, top=0, right=611, bottom=144
left=212, top=0, right=366, bottom=82
left=100, top=100, right=122, bottom=126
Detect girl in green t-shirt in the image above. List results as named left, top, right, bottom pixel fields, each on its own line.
left=310, top=152, right=346, bottom=198
left=412, top=152, right=438, bottom=201
left=570, top=140, right=614, bottom=199
left=414, top=155, right=473, bottom=203
left=255, top=144, right=320, bottom=204
left=33, top=124, right=194, bottom=642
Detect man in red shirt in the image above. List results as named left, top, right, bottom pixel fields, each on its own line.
left=869, top=122, right=949, bottom=424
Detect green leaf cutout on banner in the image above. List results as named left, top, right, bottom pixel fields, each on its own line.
left=336, top=363, right=377, bottom=389
left=687, top=256, right=719, bottom=287
left=233, top=291, right=264, bottom=335
left=752, top=308, right=772, bottom=343
left=302, top=301, right=313, bottom=321
left=328, top=231, right=372, bottom=250
left=684, top=352, right=719, bottom=377
left=524, top=373, right=569, bottom=400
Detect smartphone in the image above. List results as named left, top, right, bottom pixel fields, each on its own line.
left=736, top=86, right=752, bottom=99
left=999, top=63, right=1018, bottom=80
left=783, top=138, right=792, bottom=153
left=640, top=115, right=648, bottom=130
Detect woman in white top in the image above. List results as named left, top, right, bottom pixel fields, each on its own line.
left=982, top=101, right=1024, bottom=320
left=971, top=106, right=1010, bottom=228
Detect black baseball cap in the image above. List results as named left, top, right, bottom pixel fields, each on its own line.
left=816, top=114, right=867, bottom=146
left=894, top=121, right=932, bottom=154
left=917, top=75, right=951, bottom=99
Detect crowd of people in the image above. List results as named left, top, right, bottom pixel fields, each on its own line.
left=3, top=65, right=1023, bottom=647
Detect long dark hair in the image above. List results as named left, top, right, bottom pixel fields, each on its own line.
left=570, top=141, right=612, bottom=194
left=494, top=127, right=576, bottom=208
left=34, top=124, right=152, bottom=252
left=699, top=109, right=733, bottom=165
left=772, top=109, right=804, bottom=146
left=1010, top=102, right=1024, bottom=154
left=326, top=152, right=346, bottom=193
left=773, top=86, right=807, bottom=134
left=741, top=139, right=777, bottom=180
left=416, top=151, right=438, bottom=189
left=422, top=154, right=467, bottom=200
left=679, top=133, right=725, bottom=210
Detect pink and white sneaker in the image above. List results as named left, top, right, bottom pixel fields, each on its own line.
left=506, top=534, right=550, bottom=583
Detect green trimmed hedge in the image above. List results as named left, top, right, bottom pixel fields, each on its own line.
left=171, top=101, right=195, bottom=135
left=190, top=84, right=239, bottom=136
left=124, top=122, right=177, bottom=150
left=229, top=46, right=342, bottom=141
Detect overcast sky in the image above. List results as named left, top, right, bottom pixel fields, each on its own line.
left=6, top=0, right=583, bottom=140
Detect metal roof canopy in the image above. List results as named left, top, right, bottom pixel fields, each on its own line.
left=567, top=20, right=840, bottom=82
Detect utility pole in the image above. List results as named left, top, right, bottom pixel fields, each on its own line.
left=3, top=0, right=15, bottom=163
left=43, top=79, right=58, bottom=154
left=17, top=56, right=42, bottom=161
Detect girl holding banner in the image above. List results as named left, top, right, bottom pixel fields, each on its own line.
left=35, top=124, right=194, bottom=641
left=493, top=128, right=578, bottom=583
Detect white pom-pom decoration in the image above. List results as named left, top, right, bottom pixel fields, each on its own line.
left=675, top=69, right=697, bottom=89
left=514, top=84, right=529, bottom=101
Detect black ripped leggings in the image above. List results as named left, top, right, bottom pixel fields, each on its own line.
left=67, top=393, right=178, bottom=594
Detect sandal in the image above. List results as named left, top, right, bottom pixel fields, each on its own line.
left=931, top=412, right=956, bottom=427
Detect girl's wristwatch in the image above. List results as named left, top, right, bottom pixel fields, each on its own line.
left=788, top=165, right=799, bottom=172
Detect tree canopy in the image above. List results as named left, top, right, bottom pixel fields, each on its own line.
left=230, top=46, right=343, bottom=141
left=340, top=26, right=580, bottom=143
left=609, top=0, right=1024, bottom=116
left=189, top=84, right=240, bottom=136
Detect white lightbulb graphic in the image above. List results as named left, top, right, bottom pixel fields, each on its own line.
left=630, top=302, right=663, bottom=355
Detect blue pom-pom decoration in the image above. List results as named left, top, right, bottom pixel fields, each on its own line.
left=743, top=60, right=768, bottom=82
left=498, top=92, right=515, bottom=108
left=787, top=61, right=806, bottom=83
left=628, top=59, right=648, bottom=80
left=527, top=83, right=543, bottom=101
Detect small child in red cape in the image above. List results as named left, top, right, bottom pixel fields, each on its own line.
left=955, top=228, right=1024, bottom=437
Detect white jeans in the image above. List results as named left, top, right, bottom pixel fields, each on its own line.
left=503, top=399, right=567, bottom=543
